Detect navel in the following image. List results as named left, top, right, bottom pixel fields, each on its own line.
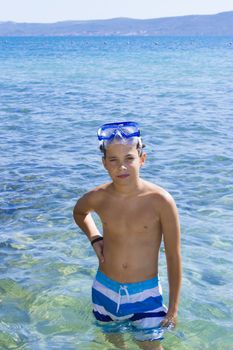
left=122, top=263, right=128, bottom=269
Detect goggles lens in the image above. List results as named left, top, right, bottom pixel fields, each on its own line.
left=97, top=121, right=140, bottom=141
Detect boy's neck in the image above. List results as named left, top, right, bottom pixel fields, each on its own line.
left=111, top=178, right=143, bottom=196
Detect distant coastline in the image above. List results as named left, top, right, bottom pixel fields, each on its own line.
left=0, top=11, right=233, bottom=36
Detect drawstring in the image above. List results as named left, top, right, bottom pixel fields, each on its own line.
left=116, top=285, right=130, bottom=313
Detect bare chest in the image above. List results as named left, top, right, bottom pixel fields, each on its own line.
left=97, top=197, right=161, bottom=237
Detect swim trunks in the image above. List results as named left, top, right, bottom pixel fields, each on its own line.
left=92, top=270, right=167, bottom=341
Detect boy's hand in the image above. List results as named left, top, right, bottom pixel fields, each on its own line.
left=160, top=311, right=177, bottom=329
left=92, top=240, right=104, bottom=264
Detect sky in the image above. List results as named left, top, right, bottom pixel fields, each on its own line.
left=0, top=0, right=232, bottom=23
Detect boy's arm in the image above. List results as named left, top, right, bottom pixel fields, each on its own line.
left=73, top=192, right=104, bottom=263
left=160, top=193, right=182, bottom=327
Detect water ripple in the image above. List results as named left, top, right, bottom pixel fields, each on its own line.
left=0, top=36, right=232, bottom=350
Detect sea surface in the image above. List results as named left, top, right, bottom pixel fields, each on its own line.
left=0, top=36, right=233, bottom=350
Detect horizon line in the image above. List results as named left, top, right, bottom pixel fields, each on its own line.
left=1, top=10, right=232, bottom=25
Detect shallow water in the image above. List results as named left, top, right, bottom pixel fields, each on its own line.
left=0, top=36, right=233, bottom=349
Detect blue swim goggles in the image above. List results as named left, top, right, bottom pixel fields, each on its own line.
left=97, top=121, right=140, bottom=141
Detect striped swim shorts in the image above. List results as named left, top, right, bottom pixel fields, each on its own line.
left=92, top=270, right=167, bottom=340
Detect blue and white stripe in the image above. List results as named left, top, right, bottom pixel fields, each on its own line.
left=92, top=270, right=167, bottom=328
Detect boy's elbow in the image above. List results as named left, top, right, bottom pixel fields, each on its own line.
left=73, top=202, right=81, bottom=224
left=73, top=202, right=88, bottom=225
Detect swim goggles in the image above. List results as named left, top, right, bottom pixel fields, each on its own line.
left=97, top=121, right=140, bottom=141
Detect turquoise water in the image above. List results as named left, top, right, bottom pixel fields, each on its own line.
left=0, top=36, right=233, bottom=349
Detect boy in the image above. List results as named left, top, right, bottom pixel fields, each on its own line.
left=73, top=121, right=182, bottom=350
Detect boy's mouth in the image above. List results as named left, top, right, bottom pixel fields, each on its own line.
left=117, top=174, right=130, bottom=179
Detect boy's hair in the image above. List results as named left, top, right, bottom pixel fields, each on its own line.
left=100, top=140, right=145, bottom=158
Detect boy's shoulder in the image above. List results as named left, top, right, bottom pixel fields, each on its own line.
left=82, top=182, right=112, bottom=202
left=142, top=180, right=176, bottom=206
left=74, top=183, right=112, bottom=213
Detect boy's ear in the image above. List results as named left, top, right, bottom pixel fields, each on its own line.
left=140, top=152, right=146, bottom=167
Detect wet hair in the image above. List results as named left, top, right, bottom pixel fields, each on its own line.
left=100, top=140, right=145, bottom=158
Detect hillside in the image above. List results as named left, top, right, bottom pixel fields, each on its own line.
left=0, top=11, right=233, bottom=36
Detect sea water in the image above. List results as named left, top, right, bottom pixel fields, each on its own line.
left=0, top=36, right=233, bottom=350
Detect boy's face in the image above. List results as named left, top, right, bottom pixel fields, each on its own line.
left=102, top=142, right=146, bottom=184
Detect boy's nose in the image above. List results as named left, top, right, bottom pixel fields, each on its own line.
left=120, top=164, right=127, bottom=170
